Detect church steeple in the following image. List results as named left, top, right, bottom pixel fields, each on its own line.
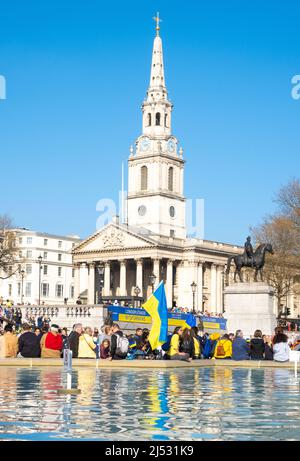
left=148, top=13, right=166, bottom=95
left=127, top=15, right=186, bottom=240
left=142, top=13, right=173, bottom=138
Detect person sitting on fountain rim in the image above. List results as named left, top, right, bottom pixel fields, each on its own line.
left=244, top=236, right=254, bottom=267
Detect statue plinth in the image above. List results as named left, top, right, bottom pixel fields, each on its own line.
left=224, top=282, right=277, bottom=338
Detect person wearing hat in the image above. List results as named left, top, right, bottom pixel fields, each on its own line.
left=40, top=324, right=63, bottom=358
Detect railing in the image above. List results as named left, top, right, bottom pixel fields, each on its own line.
left=22, top=305, right=104, bottom=318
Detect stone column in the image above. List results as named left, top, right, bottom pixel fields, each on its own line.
left=210, top=264, right=217, bottom=314
left=216, top=265, right=224, bottom=314
left=104, top=262, right=111, bottom=297
left=197, top=262, right=204, bottom=312
left=288, top=291, right=294, bottom=315
left=120, top=260, right=127, bottom=296
left=88, top=263, right=95, bottom=304
left=74, top=264, right=80, bottom=299
left=136, top=259, right=143, bottom=297
left=166, top=259, right=173, bottom=308
left=80, top=263, right=89, bottom=295
left=153, top=259, right=160, bottom=287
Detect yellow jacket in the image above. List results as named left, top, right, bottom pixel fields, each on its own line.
left=193, top=337, right=200, bottom=358
left=214, top=339, right=232, bottom=359
left=78, top=334, right=96, bottom=358
left=168, top=334, right=180, bottom=357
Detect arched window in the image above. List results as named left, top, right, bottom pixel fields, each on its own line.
left=141, top=166, right=148, bottom=191
left=168, top=167, right=174, bottom=191
left=155, top=112, right=161, bottom=126
left=148, top=113, right=151, bottom=126
left=165, top=113, right=168, bottom=127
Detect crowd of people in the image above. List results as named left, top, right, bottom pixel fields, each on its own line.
left=0, top=316, right=298, bottom=363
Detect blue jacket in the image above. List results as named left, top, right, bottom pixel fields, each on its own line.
left=232, top=337, right=250, bottom=361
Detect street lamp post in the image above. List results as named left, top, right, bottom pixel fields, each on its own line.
left=97, top=266, right=105, bottom=304
left=191, top=281, right=197, bottom=315
left=149, top=273, right=157, bottom=293
left=133, top=286, right=141, bottom=308
left=20, top=269, right=25, bottom=305
left=37, top=255, right=43, bottom=305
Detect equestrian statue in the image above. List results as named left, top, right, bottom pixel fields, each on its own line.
left=226, top=236, right=274, bottom=283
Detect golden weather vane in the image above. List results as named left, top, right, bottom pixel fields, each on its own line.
left=153, top=12, right=162, bottom=36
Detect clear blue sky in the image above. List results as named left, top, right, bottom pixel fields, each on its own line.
left=0, top=0, right=300, bottom=245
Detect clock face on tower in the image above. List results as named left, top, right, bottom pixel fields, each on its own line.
left=140, top=137, right=150, bottom=152
left=167, top=139, right=176, bottom=153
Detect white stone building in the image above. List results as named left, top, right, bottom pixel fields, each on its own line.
left=0, top=229, right=80, bottom=305
left=72, top=23, right=243, bottom=313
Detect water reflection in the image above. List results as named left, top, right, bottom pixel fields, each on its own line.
left=0, top=367, right=299, bottom=440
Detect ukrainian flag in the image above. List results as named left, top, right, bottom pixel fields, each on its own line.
left=142, top=281, right=168, bottom=351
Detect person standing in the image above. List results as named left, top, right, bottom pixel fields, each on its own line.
left=18, top=323, right=40, bottom=358
left=109, top=323, right=129, bottom=360
left=68, top=324, right=83, bottom=358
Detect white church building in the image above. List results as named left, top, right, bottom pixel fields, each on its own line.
left=72, top=20, right=243, bottom=313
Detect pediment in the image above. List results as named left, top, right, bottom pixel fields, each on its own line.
left=73, top=224, right=156, bottom=254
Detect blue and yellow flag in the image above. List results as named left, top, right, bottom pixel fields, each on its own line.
left=142, top=281, right=168, bottom=351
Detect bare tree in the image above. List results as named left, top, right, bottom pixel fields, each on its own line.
left=0, top=214, right=19, bottom=278
left=252, top=214, right=300, bottom=313
left=276, top=179, right=300, bottom=233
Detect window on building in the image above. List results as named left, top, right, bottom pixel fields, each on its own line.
left=17, top=283, right=21, bottom=296
left=170, top=230, right=175, bottom=238
left=42, top=283, right=49, bottom=297
left=141, top=166, right=148, bottom=191
left=155, top=112, right=161, bottom=126
left=26, top=264, right=32, bottom=275
left=25, top=283, right=31, bottom=297
left=19, top=251, right=22, bottom=258
left=72, top=268, right=75, bottom=278
left=58, top=267, right=62, bottom=277
left=43, top=265, right=48, bottom=275
left=165, top=113, right=168, bottom=127
left=58, top=254, right=62, bottom=262
left=8, top=284, right=12, bottom=296
left=44, top=239, right=48, bottom=246
left=70, top=285, right=75, bottom=299
left=26, top=250, right=32, bottom=258
left=19, top=237, right=22, bottom=245
left=27, top=237, right=32, bottom=244
left=56, top=284, right=63, bottom=298
left=147, top=113, right=151, bottom=126
left=168, top=167, right=174, bottom=191
left=43, top=252, right=47, bottom=260
left=58, top=240, right=62, bottom=249
left=8, top=266, right=13, bottom=275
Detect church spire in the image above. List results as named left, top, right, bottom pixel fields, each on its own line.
left=149, top=12, right=166, bottom=94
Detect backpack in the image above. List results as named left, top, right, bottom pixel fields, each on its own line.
left=203, top=338, right=214, bottom=359
left=216, top=341, right=226, bottom=357
left=115, top=334, right=129, bottom=355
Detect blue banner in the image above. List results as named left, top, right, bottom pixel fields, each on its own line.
left=107, top=306, right=227, bottom=330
